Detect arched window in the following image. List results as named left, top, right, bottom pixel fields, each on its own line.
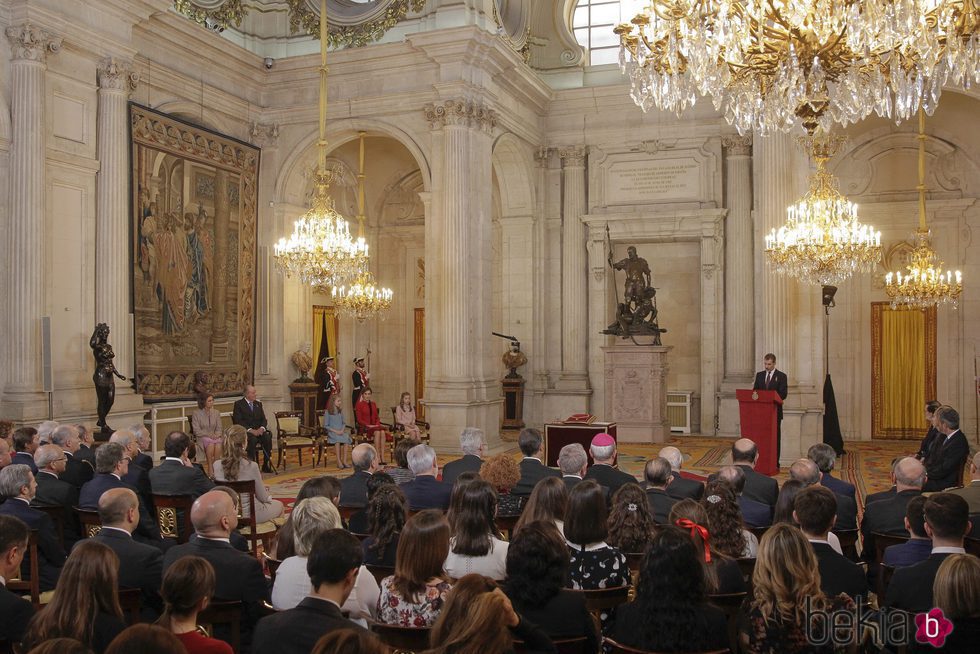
left=571, top=0, right=641, bottom=66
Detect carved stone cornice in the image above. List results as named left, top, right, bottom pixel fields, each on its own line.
left=249, top=122, right=280, bottom=148
left=97, top=57, right=139, bottom=93
left=5, top=24, right=61, bottom=63
left=534, top=146, right=553, bottom=167
left=559, top=146, right=587, bottom=168
left=722, top=135, right=752, bottom=156
left=423, top=99, right=497, bottom=134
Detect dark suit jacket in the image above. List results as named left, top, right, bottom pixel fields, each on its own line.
left=735, top=464, right=779, bottom=506
left=821, top=473, right=856, bottom=499
left=90, top=528, right=163, bottom=615
left=834, top=491, right=858, bottom=531
left=132, top=451, right=153, bottom=471
left=811, top=541, right=868, bottom=601
left=645, top=488, right=678, bottom=524
left=739, top=495, right=773, bottom=528
left=441, top=454, right=483, bottom=486
left=33, top=471, right=81, bottom=545
left=148, top=459, right=214, bottom=499
left=79, top=473, right=162, bottom=544
left=232, top=398, right=268, bottom=431
left=0, top=498, right=66, bottom=591
left=916, top=426, right=942, bottom=460
left=60, top=452, right=94, bottom=490
left=504, top=588, right=599, bottom=654
left=163, top=537, right=270, bottom=648
left=753, top=368, right=788, bottom=419
left=401, top=475, right=452, bottom=510
left=584, top=463, right=636, bottom=497
left=882, top=538, right=933, bottom=568
left=513, top=458, right=562, bottom=497
left=339, top=469, right=372, bottom=507
left=252, top=596, right=369, bottom=654
left=0, top=583, right=35, bottom=642
left=924, top=430, right=969, bottom=491
left=121, top=463, right=153, bottom=512
left=562, top=475, right=583, bottom=492
left=666, top=472, right=704, bottom=501
left=11, top=451, right=38, bottom=474
left=865, top=487, right=896, bottom=506
left=75, top=444, right=97, bottom=468
left=885, top=552, right=956, bottom=612
left=861, top=489, right=922, bottom=562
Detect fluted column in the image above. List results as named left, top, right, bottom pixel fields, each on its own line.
left=4, top=24, right=60, bottom=409
left=722, top=136, right=755, bottom=380
left=96, top=57, right=138, bottom=383
left=559, top=147, right=589, bottom=385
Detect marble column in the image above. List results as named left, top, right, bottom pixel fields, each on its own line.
left=558, top=147, right=590, bottom=398
left=2, top=24, right=61, bottom=419
left=722, top=136, right=755, bottom=380
left=96, top=57, right=138, bottom=383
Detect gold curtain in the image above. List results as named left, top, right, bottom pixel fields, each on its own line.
left=872, top=303, right=937, bottom=439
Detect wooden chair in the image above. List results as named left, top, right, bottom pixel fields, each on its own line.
left=709, top=592, right=748, bottom=654
left=337, top=504, right=361, bottom=524
left=151, top=493, right=194, bottom=544
left=832, top=528, right=860, bottom=561
left=118, top=587, right=143, bottom=625
left=370, top=623, right=431, bottom=652
left=199, top=599, right=242, bottom=653
left=495, top=513, right=520, bottom=540
left=872, top=531, right=910, bottom=565
left=877, top=563, right=896, bottom=600
left=604, top=638, right=729, bottom=654
left=32, top=504, right=66, bottom=549
left=964, top=536, right=980, bottom=558
left=222, top=479, right=281, bottom=557
left=366, top=564, right=395, bottom=586
left=570, top=585, right=631, bottom=626
left=263, top=553, right=283, bottom=584
left=6, top=530, right=41, bottom=608
left=736, top=557, right=756, bottom=588
left=75, top=507, right=103, bottom=538
left=747, top=525, right=769, bottom=542
left=389, top=406, right=431, bottom=444
left=625, top=552, right=645, bottom=577
left=515, top=636, right=590, bottom=654
left=275, top=410, right=318, bottom=469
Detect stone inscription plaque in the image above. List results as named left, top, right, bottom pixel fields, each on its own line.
left=606, top=159, right=701, bottom=204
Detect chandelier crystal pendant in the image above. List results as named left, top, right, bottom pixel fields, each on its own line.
left=615, top=1, right=980, bottom=135
left=884, top=110, right=963, bottom=309
left=273, top=0, right=368, bottom=290
left=765, top=134, right=882, bottom=285
left=332, top=131, right=394, bottom=322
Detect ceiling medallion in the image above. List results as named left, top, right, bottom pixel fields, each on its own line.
left=287, top=0, right=425, bottom=48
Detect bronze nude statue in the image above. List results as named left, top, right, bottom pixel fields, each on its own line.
left=603, top=245, right=667, bottom=345
left=90, top=323, right=127, bottom=435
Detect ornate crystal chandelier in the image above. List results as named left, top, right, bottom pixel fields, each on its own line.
left=273, top=0, right=368, bottom=289
left=332, top=131, right=393, bottom=322
left=885, top=110, right=963, bottom=308
left=765, top=134, right=882, bottom=284
left=616, top=1, right=980, bottom=135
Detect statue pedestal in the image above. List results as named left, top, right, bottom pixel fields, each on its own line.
left=289, top=381, right=320, bottom=429
left=501, top=376, right=525, bottom=431
left=602, top=344, right=671, bottom=442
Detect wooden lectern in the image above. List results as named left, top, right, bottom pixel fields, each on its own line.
left=736, top=389, right=781, bottom=475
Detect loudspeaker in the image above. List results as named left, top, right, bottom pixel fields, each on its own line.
left=41, top=316, right=53, bottom=392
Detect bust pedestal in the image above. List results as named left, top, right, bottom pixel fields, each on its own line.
left=289, top=381, right=320, bottom=429
left=501, top=376, right=525, bottom=432
left=602, top=343, right=671, bottom=442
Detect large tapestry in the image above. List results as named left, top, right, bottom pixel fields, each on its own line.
left=130, top=104, right=259, bottom=401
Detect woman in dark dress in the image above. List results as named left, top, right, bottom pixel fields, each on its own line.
left=348, top=472, right=395, bottom=534
left=362, top=483, right=406, bottom=567
left=610, top=527, right=729, bottom=652
left=669, top=498, right=747, bottom=595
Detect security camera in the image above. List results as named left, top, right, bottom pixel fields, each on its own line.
left=263, top=57, right=274, bottom=70
left=204, top=17, right=224, bottom=32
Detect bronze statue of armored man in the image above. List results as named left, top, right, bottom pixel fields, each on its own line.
left=90, top=323, right=128, bottom=435
left=602, top=245, right=667, bottom=345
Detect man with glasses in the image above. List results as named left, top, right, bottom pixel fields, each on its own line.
left=32, top=444, right=82, bottom=546
left=50, top=423, right=93, bottom=490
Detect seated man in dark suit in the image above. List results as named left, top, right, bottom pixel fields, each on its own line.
left=716, top=464, right=771, bottom=528
left=32, top=444, right=82, bottom=546
left=886, top=493, right=972, bottom=613
left=11, top=426, right=40, bottom=474
left=659, top=446, right=704, bottom=501
left=79, top=442, right=166, bottom=550
left=808, top=442, right=856, bottom=499
left=0, top=464, right=66, bottom=590
left=731, top=438, right=778, bottom=507
left=791, top=458, right=857, bottom=531
left=232, top=384, right=274, bottom=473
left=110, top=429, right=152, bottom=508
left=252, top=529, right=373, bottom=654
left=923, top=405, right=970, bottom=492
left=400, top=444, right=452, bottom=510
left=512, top=427, right=561, bottom=497
left=861, top=457, right=926, bottom=564
left=50, top=424, right=94, bottom=491
left=0, top=515, right=35, bottom=643
left=129, top=424, right=155, bottom=472
left=795, top=485, right=868, bottom=601
left=882, top=495, right=932, bottom=568
left=558, top=443, right=588, bottom=492
left=149, top=431, right=215, bottom=500
left=441, top=427, right=485, bottom=486
left=163, top=490, right=270, bottom=651
left=643, top=457, right=678, bottom=524
left=339, top=443, right=379, bottom=507
left=74, top=423, right=97, bottom=469
left=89, top=488, right=164, bottom=617
left=584, top=433, right=636, bottom=497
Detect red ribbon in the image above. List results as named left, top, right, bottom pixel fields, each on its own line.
left=676, top=518, right=711, bottom=563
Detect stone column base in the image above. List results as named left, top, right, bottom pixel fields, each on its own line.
left=603, top=344, right=672, bottom=443
left=0, top=389, right=52, bottom=424
left=717, top=377, right=754, bottom=438
left=424, top=398, right=503, bottom=455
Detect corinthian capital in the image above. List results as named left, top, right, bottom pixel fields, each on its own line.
left=722, top=135, right=752, bottom=156
left=6, top=24, right=62, bottom=63
left=559, top=146, right=587, bottom=167
left=423, top=99, right=497, bottom=134
left=97, top=57, right=139, bottom=92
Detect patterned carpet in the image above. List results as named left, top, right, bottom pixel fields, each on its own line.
left=264, top=436, right=924, bottom=515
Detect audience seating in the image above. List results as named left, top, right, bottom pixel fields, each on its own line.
left=877, top=563, right=896, bottom=600
left=747, top=525, right=769, bottom=542
left=570, top=585, right=631, bottom=629
left=736, top=557, right=756, bottom=589
left=33, top=504, right=66, bottom=549
left=366, top=564, right=395, bottom=586
left=514, top=636, right=590, bottom=654
left=199, top=599, right=242, bottom=653
left=604, top=638, right=729, bottom=654
left=337, top=505, right=359, bottom=524
left=495, top=513, right=520, bottom=539
left=832, top=528, right=860, bottom=561
left=964, top=536, right=980, bottom=558
left=370, top=622, right=431, bottom=652
left=7, top=530, right=42, bottom=608
left=222, top=479, right=279, bottom=557
left=274, top=410, right=318, bottom=470
left=388, top=406, right=431, bottom=443
left=118, top=587, right=143, bottom=625
left=709, top=592, right=748, bottom=653
left=871, top=531, right=910, bottom=565
left=263, top=553, right=282, bottom=584
left=625, top=552, right=644, bottom=581
left=76, top=507, right=103, bottom=538
left=151, top=493, right=194, bottom=544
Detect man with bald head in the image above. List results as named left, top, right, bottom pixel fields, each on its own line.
left=643, top=457, right=678, bottom=524
left=716, top=465, right=771, bottom=528
left=731, top=438, right=778, bottom=506
left=339, top=443, right=379, bottom=507
left=163, top=490, right=270, bottom=649
left=50, top=424, right=93, bottom=490
left=659, top=446, right=703, bottom=501
left=861, top=457, right=927, bottom=563
left=791, top=457, right=857, bottom=530
left=90, top=488, right=163, bottom=617
left=32, top=444, right=82, bottom=546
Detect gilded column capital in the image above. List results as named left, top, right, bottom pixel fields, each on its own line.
left=722, top=135, right=752, bottom=156
left=559, top=146, right=587, bottom=167
left=423, top=99, right=497, bottom=134
left=249, top=121, right=280, bottom=148
left=5, top=23, right=61, bottom=63
left=97, top=57, right=139, bottom=92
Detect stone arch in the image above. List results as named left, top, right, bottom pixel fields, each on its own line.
left=491, top=131, right=535, bottom=218
left=150, top=99, right=242, bottom=140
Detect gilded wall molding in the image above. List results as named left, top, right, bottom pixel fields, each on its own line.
left=287, top=0, right=425, bottom=48
left=173, top=0, right=247, bottom=31
left=423, top=99, right=497, bottom=134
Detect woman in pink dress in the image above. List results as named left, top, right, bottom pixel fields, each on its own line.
left=191, top=393, right=222, bottom=477
left=395, top=392, right=421, bottom=439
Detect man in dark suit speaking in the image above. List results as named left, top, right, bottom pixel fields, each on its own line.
left=233, top=384, right=274, bottom=473
left=753, top=353, right=788, bottom=462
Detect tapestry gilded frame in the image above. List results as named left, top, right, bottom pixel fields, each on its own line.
left=129, top=103, right=259, bottom=401
left=870, top=302, right=937, bottom=439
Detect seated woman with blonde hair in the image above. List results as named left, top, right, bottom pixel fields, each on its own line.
left=394, top=391, right=421, bottom=439
left=190, top=393, right=222, bottom=477
left=212, top=425, right=284, bottom=524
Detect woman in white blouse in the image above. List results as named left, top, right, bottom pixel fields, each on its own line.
left=444, top=479, right=509, bottom=581
left=213, top=425, right=284, bottom=524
